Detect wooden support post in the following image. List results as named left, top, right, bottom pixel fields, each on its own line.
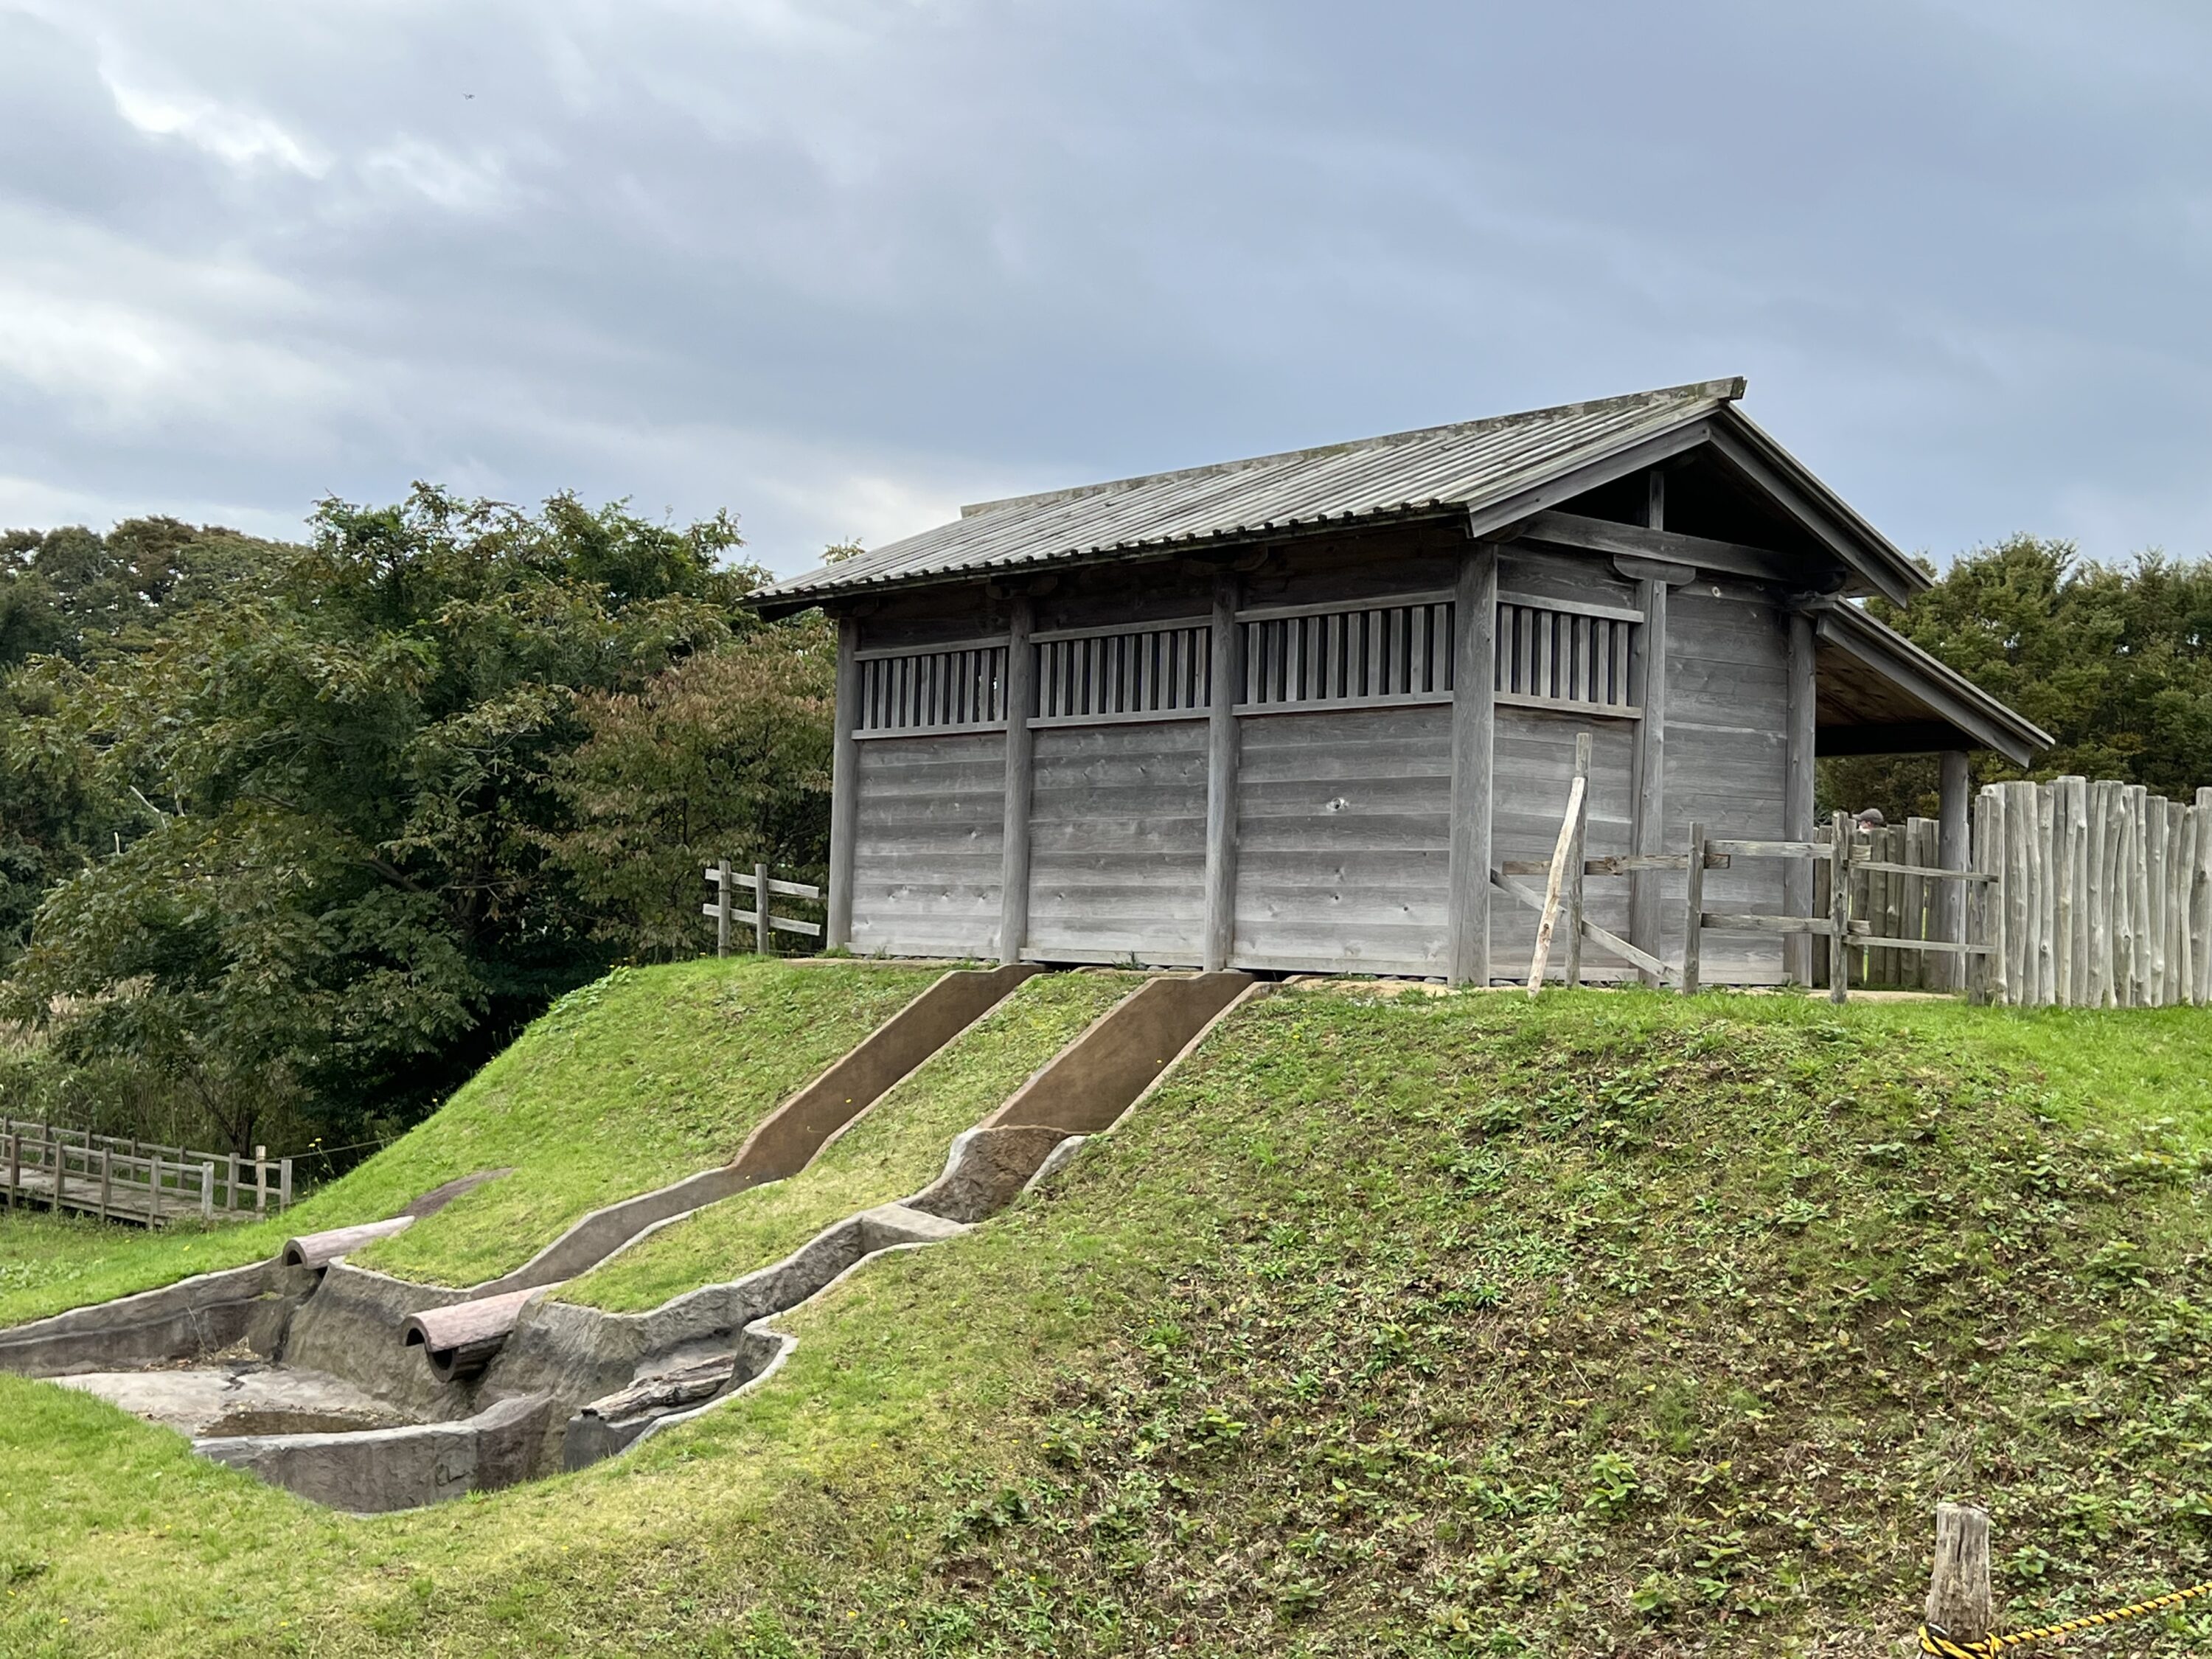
left=754, top=861, right=772, bottom=956
left=1202, top=576, right=1242, bottom=973
left=228, top=1151, right=240, bottom=1214
left=4, top=1130, right=15, bottom=1212
left=1829, top=810, right=1851, bottom=1006
left=1628, top=577, right=1670, bottom=981
left=279, top=1158, right=292, bottom=1211
left=254, top=1145, right=268, bottom=1217
left=1784, top=612, right=1818, bottom=984
left=148, top=1152, right=162, bottom=1222
left=1564, top=730, right=1592, bottom=988
left=716, top=858, right=733, bottom=958
left=1680, top=822, right=1708, bottom=996
left=1936, top=751, right=1970, bottom=992
left=826, top=614, right=862, bottom=950
left=201, top=1161, right=215, bottom=1221
left=1924, top=1503, right=1994, bottom=1651
left=97, top=1148, right=111, bottom=1223
left=1447, top=544, right=1499, bottom=985
left=998, top=594, right=1037, bottom=965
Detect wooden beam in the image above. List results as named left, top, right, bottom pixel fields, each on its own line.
left=1784, top=611, right=1817, bottom=983
left=1492, top=869, right=1673, bottom=983
left=1517, top=509, right=1802, bottom=585
left=1202, top=576, right=1242, bottom=972
left=996, top=596, right=1037, bottom=966
left=1447, top=544, right=1499, bottom=985
left=1465, top=420, right=1717, bottom=545
left=826, top=615, right=862, bottom=949
left=1703, top=425, right=1918, bottom=604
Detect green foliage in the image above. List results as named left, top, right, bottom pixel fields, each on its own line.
left=0, top=487, right=819, bottom=1152
left=1826, top=535, right=2212, bottom=818
left=544, top=619, right=837, bottom=962
left=11, top=992, right=2212, bottom=1655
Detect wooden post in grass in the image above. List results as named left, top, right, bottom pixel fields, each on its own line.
left=1680, top=821, right=1707, bottom=995
left=98, top=1147, right=111, bottom=1222
left=717, top=858, right=734, bottom=958
left=1925, top=1503, right=1994, bottom=1650
left=4, top=1130, right=15, bottom=1211
left=754, top=861, right=772, bottom=956
left=254, top=1145, right=268, bottom=1217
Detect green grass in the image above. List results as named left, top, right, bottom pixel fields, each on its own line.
left=0, top=959, right=938, bottom=1321
left=563, top=969, right=1142, bottom=1313
left=11, top=989, right=2212, bottom=1655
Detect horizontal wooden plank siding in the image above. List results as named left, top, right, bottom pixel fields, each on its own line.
left=1661, top=583, right=1790, bottom=984
left=1024, top=720, right=1208, bottom=965
left=850, top=731, right=1006, bottom=959
left=1489, top=709, right=1637, bottom=978
left=1233, top=706, right=1453, bottom=976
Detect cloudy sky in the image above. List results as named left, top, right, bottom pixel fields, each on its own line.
left=3, top=1, right=2208, bottom=577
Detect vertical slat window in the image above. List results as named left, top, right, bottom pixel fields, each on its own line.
left=1494, top=600, right=1639, bottom=714
left=1034, top=624, right=1211, bottom=720
left=854, top=644, right=1010, bottom=733
left=1239, top=600, right=1455, bottom=708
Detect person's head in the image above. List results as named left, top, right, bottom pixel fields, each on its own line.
left=1855, top=807, right=1887, bottom=827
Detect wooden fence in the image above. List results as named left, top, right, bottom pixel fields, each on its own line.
left=1974, top=777, right=2212, bottom=1008
left=1, top=1118, right=293, bottom=1227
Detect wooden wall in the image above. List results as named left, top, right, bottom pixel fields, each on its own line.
left=849, top=731, right=1005, bottom=959
left=1658, top=582, right=1790, bottom=984
left=1235, top=706, right=1453, bottom=976
left=1025, top=720, right=1208, bottom=965
left=838, top=524, right=1808, bottom=983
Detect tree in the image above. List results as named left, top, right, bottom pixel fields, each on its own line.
left=4, top=487, right=759, bottom=1150
left=1822, top=536, right=2212, bottom=820
left=546, top=619, right=836, bottom=961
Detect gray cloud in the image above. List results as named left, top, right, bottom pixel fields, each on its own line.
left=2, top=0, right=2210, bottom=571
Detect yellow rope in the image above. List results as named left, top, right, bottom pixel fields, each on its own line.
left=1920, top=1577, right=2212, bottom=1655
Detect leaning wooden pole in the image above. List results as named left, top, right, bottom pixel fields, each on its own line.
left=1925, top=1503, right=1994, bottom=1652
left=1526, top=773, right=1587, bottom=995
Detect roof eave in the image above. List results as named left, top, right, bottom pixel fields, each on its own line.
left=1814, top=602, right=2051, bottom=766
left=1708, top=407, right=1929, bottom=604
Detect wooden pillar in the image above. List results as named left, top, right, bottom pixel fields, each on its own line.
left=1202, top=576, right=1242, bottom=973
left=826, top=614, right=862, bottom=950
left=754, top=861, right=772, bottom=956
left=1447, top=543, right=1499, bottom=985
left=997, top=596, right=1037, bottom=966
left=1784, top=611, right=1818, bottom=983
left=715, top=858, right=733, bottom=957
left=1937, top=750, right=1971, bottom=992
left=1628, top=577, right=1669, bottom=979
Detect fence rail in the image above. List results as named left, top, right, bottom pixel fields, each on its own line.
left=1, top=1117, right=292, bottom=1227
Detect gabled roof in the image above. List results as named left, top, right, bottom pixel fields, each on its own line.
left=752, top=378, right=1930, bottom=611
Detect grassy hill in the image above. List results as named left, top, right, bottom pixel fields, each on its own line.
left=565, top=968, right=1143, bottom=1313
left=8, top=985, right=2212, bottom=1656
left=0, top=958, right=938, bottom=1324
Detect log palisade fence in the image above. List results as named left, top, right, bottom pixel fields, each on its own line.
left=1973, top=777, right=2212, bottom=1009
left=1, top=1117, right=293, bottom=1227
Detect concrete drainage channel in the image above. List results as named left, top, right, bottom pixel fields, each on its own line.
left=0, top=967, right=1258, bottom=1513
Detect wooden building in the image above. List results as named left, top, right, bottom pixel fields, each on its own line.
left=751, top=379, right=2048, bottom=984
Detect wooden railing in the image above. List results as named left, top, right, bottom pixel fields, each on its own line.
left=0, top=1118, right=292, bottom=1227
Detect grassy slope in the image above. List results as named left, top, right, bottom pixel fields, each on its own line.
left=9, top=990, right=2212, bottom=1655
left=564, top=970, right=1142, bottom=1314
left=0, top=959, right=937, bottom=1322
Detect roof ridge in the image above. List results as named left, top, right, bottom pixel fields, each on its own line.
left=956, top=377, right=1745, bottom=521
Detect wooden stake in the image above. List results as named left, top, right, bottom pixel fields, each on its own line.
left=1925, top=1503, right=1994, bottom=1649
left=1526, top=773, right=1588, bottom=995
left=717, top=858, right=734, bottom=958
left=1828, top=811, right=1851, bottom=1006
left=754, top=861, right=772, bottom=956
left=1680, top=821, right=1708, bottom=996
